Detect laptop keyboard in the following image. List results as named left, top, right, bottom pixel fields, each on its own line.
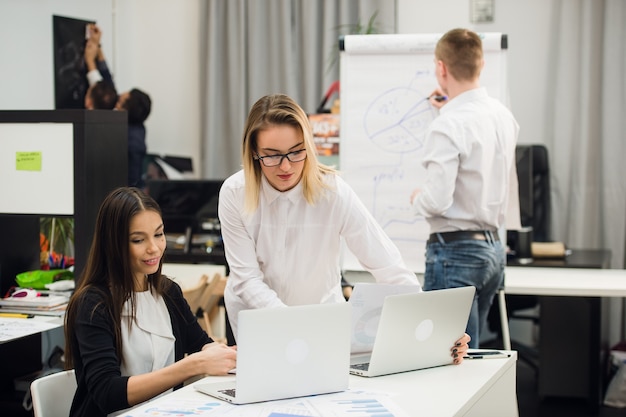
left=218, top=388, right=236, bottom=398
left=351, top=362, right=370, bottom=371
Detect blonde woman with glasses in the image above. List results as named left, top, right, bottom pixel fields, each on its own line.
left=219, top=94, right=470, bottom=362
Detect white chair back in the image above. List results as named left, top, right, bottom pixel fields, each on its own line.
left=30, top=369, right=76, bottom=417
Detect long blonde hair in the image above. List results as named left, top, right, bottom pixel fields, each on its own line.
left=242, top=94, right=336, bottom=213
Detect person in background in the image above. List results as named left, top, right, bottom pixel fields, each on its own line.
left=218, top=93, right=470, bottom=362
left=410, top=28, right=520, bottom=348
left=84, top=23, right=152, bottom=188
left=116, top=88, right=152, bottom=188
left=64, top=187, right=236, bottom=417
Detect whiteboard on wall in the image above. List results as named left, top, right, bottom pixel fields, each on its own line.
left=0, top=123, right=74, bottom=215
left=339, top=33, right=509, bottom=272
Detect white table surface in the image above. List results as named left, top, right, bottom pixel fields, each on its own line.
left=0, top=314, right=63, bottom=344
left=123, top=351, right=518, bottom=417
left=505, top=266, right=626, bottom=297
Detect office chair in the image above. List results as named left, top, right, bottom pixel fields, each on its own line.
left=524, top=144, right=551, bottom=242
left=199, top=273, right=227, bottom=342
left=30, top=369, right=77, bottom=417
left=182, top=273, right=227, bottom=342
left=182, top=273, right=211, bottom=322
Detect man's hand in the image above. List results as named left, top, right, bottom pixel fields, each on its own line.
left=428, top=88, right=448, bottom=109
left=86, top=23, right=102, bottom=45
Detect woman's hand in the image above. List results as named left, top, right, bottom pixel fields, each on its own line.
left=451, top=333, right=471, bottom=364
left=195, top=342, right=237, bottom=375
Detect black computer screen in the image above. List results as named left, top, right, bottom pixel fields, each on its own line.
left=145, top=179, right=223, bottom=234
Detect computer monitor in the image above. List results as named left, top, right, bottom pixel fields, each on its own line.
left=145, top=179, right=225, bottom=257
left=143, top=154, right=194, bottom=183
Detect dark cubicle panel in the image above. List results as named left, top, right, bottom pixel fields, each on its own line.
left=0, top=110, right=127, bottom=291
left=0, top=216, right=40, bottom=298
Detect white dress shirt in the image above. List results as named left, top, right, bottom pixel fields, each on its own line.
left=219, top=170, right=419, bottom=338
left=411, top=87, right=520, bottom=233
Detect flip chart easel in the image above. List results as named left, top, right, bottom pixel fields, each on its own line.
left=339, top=33, right=509, bottom=272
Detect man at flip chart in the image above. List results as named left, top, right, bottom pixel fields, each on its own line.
left=410, top=28, right=520, bottom=348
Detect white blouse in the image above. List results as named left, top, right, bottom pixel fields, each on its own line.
left=219, top=170, right=420, bottom=338
left=120, top=289, right=175, bottom=376
left=110, top=290, right=176, bottom=416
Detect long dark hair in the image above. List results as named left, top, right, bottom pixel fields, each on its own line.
left=65, top=187, right=171, bottom=368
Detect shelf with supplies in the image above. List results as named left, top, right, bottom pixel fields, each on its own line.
left=0, top=289, right=71, bottom=318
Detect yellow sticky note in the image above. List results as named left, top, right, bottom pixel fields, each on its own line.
left=16, top=151, right=42, bottom=171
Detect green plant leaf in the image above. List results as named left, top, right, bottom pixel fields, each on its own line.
left=40, top=217, right=74, bottom=255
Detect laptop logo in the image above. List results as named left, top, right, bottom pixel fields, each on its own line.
left=415, top=319, right=434, bottom=341
left=286, top=338, right=309, bottom=364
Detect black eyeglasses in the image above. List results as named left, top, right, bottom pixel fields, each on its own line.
left=254, top=149, right=307, bottom=167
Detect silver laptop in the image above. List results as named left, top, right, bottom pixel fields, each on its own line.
left=195, top=302, right=351, bottom=404
left=350, top=286, right=475, bottom=377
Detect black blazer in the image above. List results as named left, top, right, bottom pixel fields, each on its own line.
left=69, top=279, right=211, bottom=417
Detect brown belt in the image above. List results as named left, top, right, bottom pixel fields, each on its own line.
left=427, top=230, right=499, bottom=244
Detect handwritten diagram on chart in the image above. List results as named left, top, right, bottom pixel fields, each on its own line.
left=363, top=87, right=434, bottom=155
left=341, top=52, right=439, bottom=272
left=339, top=33, right=508, bottom=272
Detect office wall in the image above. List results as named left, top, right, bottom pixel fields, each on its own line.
left=0, top=0, right=572, bottom=173
left=0, top=0, right=114, bottom=109
left=0, top=0, right=203, bottom=175
left=113, top=0, right=202, bottom=173
left=397, top=0, right=552, bottom=147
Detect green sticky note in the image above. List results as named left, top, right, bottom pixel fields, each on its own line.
left=16, top=151, right=42, bottom=171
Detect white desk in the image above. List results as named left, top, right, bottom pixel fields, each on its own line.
left=0, top=315, right=63, bottom=344
left=124, top=353, right=518, bottom=417
left=504, top=266, right=626, bottom=409
left=505, top=266, right=626, bottom=297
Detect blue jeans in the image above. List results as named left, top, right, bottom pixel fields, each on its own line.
left=424, top=238, right=505, bottom=348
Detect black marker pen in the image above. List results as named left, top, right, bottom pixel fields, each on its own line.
left=429, top=95, right=448, bottom=102
left=464, top=351, right=511, bottom=360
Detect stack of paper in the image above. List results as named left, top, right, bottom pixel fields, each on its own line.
left=0, top=293, right=70, bottom=316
